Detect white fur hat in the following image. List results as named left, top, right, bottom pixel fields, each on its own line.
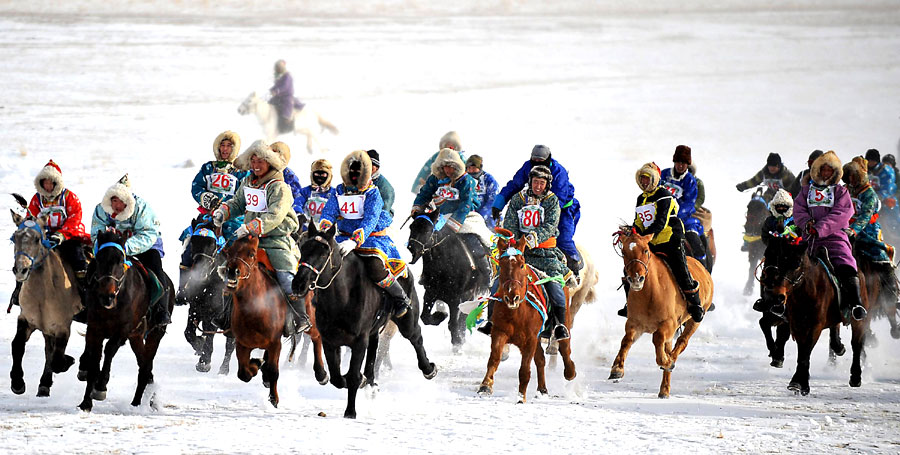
left=770, top=188, right=793, bottom=217
left=234, top=140, right=289, bottom=172
left=34, top=160, right=64, bottom=199
left=101, top=174, right=136, bottom=221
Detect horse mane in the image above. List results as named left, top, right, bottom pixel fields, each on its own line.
left=96, top=230, right=125, bottom=247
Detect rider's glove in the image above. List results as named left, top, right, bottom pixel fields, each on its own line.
left=234, top=224, right=250, bottom=239
left=211, top=208, right=226, bottom=228
left=49, top=232, right=65, bottom=247
left=885, top=197, right=897, bottom=209
left=735, top=183, right=746, bottom=192
left=337, top=239, right=357, bottom=257
left=200, top=192, right=220, bottom=210
left=523, top=232, right=538, bottom=250
left=491, top=207, right=502, bottom=222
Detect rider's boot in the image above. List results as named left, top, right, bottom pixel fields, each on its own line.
left=753, top=298, right=768, bottom=312
left=285, top=294, right=312, bottom=336
left=618, top=277, right=629, bottom=317
left=684, top=283, right=705, bottom=323
left=381, top=279, right=411, bottom=319
left=551, top=304, right=570, bottom=341
left=477, top=300, right=494, bottom=336
left=839, top=273, right=868, bottom=322
left=9, top=281, right=21, bottom=309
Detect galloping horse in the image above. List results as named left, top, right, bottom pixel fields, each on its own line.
left=610, top=227, right=714, bottom=398
left=237, top=92, right=338, bottom=155
left=8, top=210, right=82, bottom=397
left=177, top=214, right=235, bottom=375
left=77, top=231, right=174, bottom=412
left=545, top=243, right=599, bottom=357
left=293, top=221, right=436, bottom=419
left=407, top=210, right=491, bottom=349
left=477, top=228, right=576, bottom=403
left=855, top=256, right=900, bottom=341
left=743, top=191, right=769, bottom=295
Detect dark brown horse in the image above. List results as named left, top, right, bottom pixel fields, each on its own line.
left=478, top=228, right=575, bottom=403
left=77, top=231, right=173, bottom=412
left=743, top=191, right=769, bottom=296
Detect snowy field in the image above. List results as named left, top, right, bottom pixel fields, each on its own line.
left=1, top=1, right=900, bottom=454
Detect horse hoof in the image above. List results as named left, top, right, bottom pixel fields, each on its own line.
left=91, top=389, right=107, bottom=401
left=658, top=392, right=670, bottom=399
left=77, top=370, right=87, bottom=382
left=770, top=359, right=784, bottom=368
left=832, top=344, right=847, bottom=357
left=196, top=361, right=211, bottom=373
left=78, top=401, right=92, bottom=412
left=538, top=389, right=548, bottom=396
left=317, top=372, right=330, bottom=386
left=423, top=363, right=437, bottom=380
left=849, top=376, right=862, bottom=388
left=218, top=365, right=230, bottom=376
left=891, top=327, right=900, bottom=340
left=477, top=385, right=492, bottom=396
left=660, top=363, right=675, bottom=372
left=37, top=386, right=50, bottom=397
left=262, top=379, right=271, bottom=389
left=500, top=346, right=510, bottom=362
left=609, top=370, right=624, bottom=380
left=10, top=380, right=25, bottom=395
left=545, top=344, right=559, bottom=356
left=359, top=375, right=368, bottom=389
left=344, top=411, right=357, bottom=419
left=269, top=397, right=278, bottom=408
left=52, top=355, right=75, bottom=374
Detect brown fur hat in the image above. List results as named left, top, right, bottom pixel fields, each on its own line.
left=34, top=160, right=64, bottom=199
left=635, top=162, right=661, bottom=192
left=673, top=145, right=692, bottom=165
left=841, top=156, right=869, bottom=187
left=213, top=130, right=241, bottom=162
left=340, top=150, right=372, bottom=188
left=431, top=148, right=466, bottom=180
left=439, top=131, right=462, bottom=151
left=235, top=140, right=290, bottom=172
left=310, top=159, right=333, bottom=188
left=810, top=151, right=843, bottom=186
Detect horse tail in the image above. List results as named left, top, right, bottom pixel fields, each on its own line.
left=10, top=193, right=27, bottom=209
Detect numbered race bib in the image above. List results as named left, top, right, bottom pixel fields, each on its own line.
left=245, top=187, right=269, bottom=213
left=763, top=178, right=784, bottom=191
left=807, top=185, right=835, bottom=208
left=338, top=194, right=366, bottom=220
left=474, top=177, right=486, bottom=196
left=208, top=173, right=239, bottom=196
left=662, top=182, right=683, bottom=199
left=435, top=185, right=460, bottom=202
left=39, top=206, right=67, bottom=229
left=305, top=195, right=328, bottom=222
left=517, top=205, right=544, bottom=233
left=636, top=203, right=656, bottom=227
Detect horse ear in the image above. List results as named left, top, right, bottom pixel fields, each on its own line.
left=308, top=219, right=318, bottom=235
left=324, top=223, right=336, bottom=239
left=640, top=233, right=654, bottom=244
left=10, top=209, right=23, bottom=226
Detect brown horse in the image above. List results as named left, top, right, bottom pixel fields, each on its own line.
left=77, top=231, right=173, bottom=412
left=856, top=256, right=900, bottom=341
left=610, top=228, right=714, bottom=398
left=478, top=228, right=576, bottom=403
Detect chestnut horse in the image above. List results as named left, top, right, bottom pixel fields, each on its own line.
left=610, top=228, right=714, bottom=398
left=478, top=228, right=576, bottom=403
left=78, top=231, right=174, bottom=412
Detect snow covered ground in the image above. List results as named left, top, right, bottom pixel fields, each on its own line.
left=0, top=1, right=899, bottom=453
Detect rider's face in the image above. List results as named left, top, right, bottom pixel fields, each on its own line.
left=767, top=165, right=780, bottom=174
left=442, top=165, right=455, bottom=178
left=466, top=165, right=480, bottom=175
left=820, top=165, right=834, bottom=181
left=250, top=155, right=271, bottom=177
left=110, top=196, right=126, bottom=214
left=639, top=175, right=651, bottom=190
left=530, top=178, right=548, bottom=195
left=218, top=140, right=234, bottom=160
left=40, top=179, right=55, bottom=194
left=674, top=162, right=688, bottom=174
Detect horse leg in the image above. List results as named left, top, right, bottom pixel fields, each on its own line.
left=89, top=337, right=124, bottom=402
left=744, top=260, right=757, bottom=296
left=610, top=321, right=638, bottom=380
left=235, top=343, right=257, bottom=383
left=343, top=339, right=368, bottom=419
left=311, top=331, right=328, bottom=385
left=829, top=325, right=846, bottom=357
left=78, top=329, right=104, bottom=412
left=37, top=333, right=57, bottom=397
left=788, top=334, right=817, bottom=396
left=324, top=341, right=346, bottom=389
left=219, top=335, right=235, bottom=376
left=772, top=323, right=790, bottom=368
left=888, top=308, right=900, bottom=339
left=448, top=302, right=464, bottom=350
left=479, top=331, right=509, bottom=395
left=849, top=321, right=866, bottom=387
left=558, top=337, right=576, bottom=381
left=653, top=330, right=675, bottom=399
left=363, top=332, right=379, bottom=388
left=395, top=309, right=437, bottom=378
left=132, top=326, right=165, bottom=408
left=264, top=341, right=282, bottom=408
left=534, top=341, right=548, bottom=396
left=50, top=332, right=75, bottom=374
left=299, top=333, right=312, bottom=366
left=184, top=314, right=203, bottom=354
left=517, top=340, right=536, bottom=403
left=759, top=315, right=778, bottom=361
left=196, top=321, right=214, bottom=373
left=10, top=318, right=32, bottom=395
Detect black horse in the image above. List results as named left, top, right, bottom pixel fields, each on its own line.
left=292, top=221, right=436, bottom=419
left=177, top=215, right=235, bottom=375
left=406, top=211, right=491, bottom=349
left=77, top=231, right=174, bottom=411
left=743, top=191, right=769, bottom=296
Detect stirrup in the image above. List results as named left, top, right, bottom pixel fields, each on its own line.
left=553, top=324, right=570, bottom=341
left=617, top=305, right=627, bottom=318
left=477, top=321, right=492, bottom=336
left=850, top=305, right=867, bottom=321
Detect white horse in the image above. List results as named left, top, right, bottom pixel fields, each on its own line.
left=237, top=92, right=339, bottom=154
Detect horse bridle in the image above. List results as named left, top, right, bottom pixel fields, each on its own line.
left=408, top=215, right=450, bottom=256
left=94, top=242, right=132, bottom=298
left=625, top=249, right=651, bottom=277
left=12, top=220, right=54, bottom=277
left=300, top=235, right=344, bottom=290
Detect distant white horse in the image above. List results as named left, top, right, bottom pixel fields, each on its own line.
left=237, top=92, right=339, bottom=154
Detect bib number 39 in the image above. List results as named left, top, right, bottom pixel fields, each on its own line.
left=245, top=187, right=269, bottom=213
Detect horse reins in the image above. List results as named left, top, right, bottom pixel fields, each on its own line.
left=409, top=215, right=451, bottom=256
left=12, top=220, right=55, bottom=275
left=300, top=236, right=345, bottom=290
left=94, top=242, right=132, bottom=298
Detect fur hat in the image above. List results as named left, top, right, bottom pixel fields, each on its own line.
left=366, top=149, right=380, bottom=168
left=310, top=159, right=333, bottom=188
left=466, top=154, right=483, bottom=170
left=531, top=145, right=551, bottom=161
left=770, top=188, right=794, bottom=217
left=810, top=151, right=843, bottom=186
left=842, top=156, right=869, bottom=187
left=340, top=150, right=373, bottom=188
left=34, top=159, right=64, bottom=199
left=274, top=59, right=287, bottom=76
left=100, top=174, right=136, bottom=221
left=767, top=152, right=782, bottom=167
left=635, top=162, right=661, bottom=192
left=673, top=145, right=692, bottom=165
left=235, top=140, right=289, bottom=172
left=439, top=131, right=462, bottom=151
left=431, top=148, right=466, bottom=180
left=884, top=154, right=897, bottom=167
left=213, top=131, right=240, bottom=162
left=529, top=165, right=553, bottom=184
left=687, top=163, right=697, bottom=175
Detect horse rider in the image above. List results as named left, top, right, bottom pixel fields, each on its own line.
left=411, top=147, right=494, bottom=260
left=787, top=150, right=824, bottom=197
left=736, top=152, right=796, bottom=204
left=492, top=144, right=583, bottom=276
left=755, top=188, right=804, bottom=314
left=318, top=150, right=410, bottom=318
left=179, top=131, right=250, bottom=293
left=9, top=160, right=91, bottom=308
left=211, top=140, right=311, bottom=335
left=411, top=131, right=466, bottom=194
left=91, top=174, right=171, bottom=326
left=296, top=159, right=336, bottom=231
left=269, top=60, right=303, bottom=135
left=620, top=162, right=705, bottom=322
left=793, top=151, right=867, bottom=321
left=843, top=156, right=900, bottom=306
left=466, top=154, right=500, bottom=230
left=660, top=145, right=707, bottom=269
left=864, top=148, right=899, bottom=226
left=367, top=149, right=396, bottom=217
left=502, top=165, right=573, bottom=340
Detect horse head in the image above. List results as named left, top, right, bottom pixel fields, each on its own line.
left=223, top=235, right=259, bottom=291
left=10, top=211, right=50, bottom=282
left=745, top=192, right=769, bottom=232
left=93, top=230, right=131, bottom=310
left=179, top=215, right=225, bottom=304
left=293, top=220, right=338, bottom=297
left=619, top=227, right=653, bottom=292
left=407, top=210, right=440, bottom=264
left=759, top=251, right=805, bottom=311
left=237, top=92, right=259, bottom=116
left=494, top=228, right=528, bottom=309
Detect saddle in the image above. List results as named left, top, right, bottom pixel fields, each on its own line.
left=256, top=249, right=275, bottom=274
left=811, top=247, right=842, bottom=308
left=130, top=260, right=165, bottom=308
